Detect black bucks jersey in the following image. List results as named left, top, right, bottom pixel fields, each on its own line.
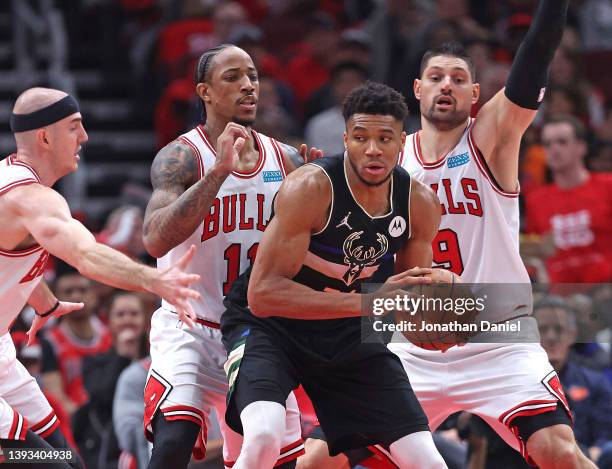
left=222, top=154, right=412, bottom=339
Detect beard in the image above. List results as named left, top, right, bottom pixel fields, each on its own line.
left=232, top=116, right=256, bottom=127
left=347, top=154, right=393, bottom=188
left=423, top=102, right=470, bottom=131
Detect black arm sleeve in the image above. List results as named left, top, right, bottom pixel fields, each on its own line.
left=504, top=0, right=569, bottom=110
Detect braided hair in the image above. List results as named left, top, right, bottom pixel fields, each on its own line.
left=194, top=43, right=235, bottom=84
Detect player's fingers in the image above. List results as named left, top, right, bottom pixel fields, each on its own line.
left=65, top=302, right=85, bottom=313
left=179, top=287, right=201, bottom=300
left=175, top=245, right=196, bottom=270
left=403, top=267, right=433, bottom=277
left=176, top=301, right=195, bottom=329
left=233, top=137, right=246, bottom=154
left=299, top=144, right=307, bottom=160
left=396, top=276, right=433, bottom=287
left=225, top=122, right=249, bottom=139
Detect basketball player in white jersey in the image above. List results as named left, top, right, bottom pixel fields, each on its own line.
left=0, top=87, right=199, bottom=468
left=391, top=1, right=596, bottom=467
left=142, top=44, right=317, bottom=469
left=301, top=1, right=596, bottom=468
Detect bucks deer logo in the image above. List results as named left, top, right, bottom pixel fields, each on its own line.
left=342, top=231, right=389, bottom=285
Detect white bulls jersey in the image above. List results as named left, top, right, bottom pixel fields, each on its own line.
left=158, top=125, right=288, bottom=322
left=0, top=155, right=49, bottom=335
left=400, top=119, right=531, bottom=321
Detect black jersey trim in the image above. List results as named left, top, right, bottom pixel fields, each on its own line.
left=308, top=163, right=334, bottom=236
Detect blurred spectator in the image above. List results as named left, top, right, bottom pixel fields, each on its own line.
left=285, top=12, right=338, bottom=108
left=548, top=48, right=606, bottom=128
left=253, top=75, right=298, bottom=142
left=590, top=140, right=612, bottom=172
left=462, top=414, right=529, bottom=469
left=578, top=0, right=612, bottom=52
left=474, top=62, right=510, bottom=113
left=366, top=0, right=433, bottom=85
left=97, top=205, right=147, bottom=261
left=113, top=357, right=152, bottom=469
left=74, top=292, right=149, bottom=469
left=540, top=86, right=589, bottom=124
left=534, top=296, right=612, bottom=466
left=334, top=29, right=373, bottom=70
left=154, top=78, right=197, bottom=148
left=41, top=262, right=112, bottom=416
left=566, top=292, right=611, bottom=372
left=304, top=61, right=368, bottom=155
left=302, top=29, right=372, bottom=122
left=213, top=1, right=249, bottom=43
left=155, top=1, right=215, bottom=83
left=435, top=0, right=490, bottom=41
left=10, top=331, right=77, bottom=451
left=228, top=25, right=286, bottom=82
left=525, top=115, right=612, bottom=283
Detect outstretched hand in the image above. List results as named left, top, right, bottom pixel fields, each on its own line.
left=27, top=301, right=85, bottom=345
left=153, top=245, right=201, bottom=328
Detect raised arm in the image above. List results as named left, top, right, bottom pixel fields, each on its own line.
left=143, top=123, right=248, bottom=258
left=7, top=184, right=200, bottom=324
left=394, top=179, right=441, bottom=273
left=471, top=0, right=569, bottom=191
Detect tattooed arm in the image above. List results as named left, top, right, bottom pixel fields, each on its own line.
left=143, top=124, right=248, bottom=258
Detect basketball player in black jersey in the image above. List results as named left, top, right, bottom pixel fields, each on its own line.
left=220, top=82, right=448, bottom=469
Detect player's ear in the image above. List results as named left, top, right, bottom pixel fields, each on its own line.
left=343, top=131, right=348, bottom=150
left=36, top=128, right=50, bottom=148
left=196, top=82, right=212, bottom=104
left=413, top=78, right=421, bottom=100
left=401, top=131, right=407, bottom=148
left=472, top=83, right=480, bottom=104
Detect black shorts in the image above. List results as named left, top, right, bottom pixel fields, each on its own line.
left=222, top=310, right=429, bottom=456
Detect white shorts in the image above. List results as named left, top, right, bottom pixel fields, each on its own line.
left=145, top=308, right=303, bottom=466
left=389, top=337, right=571, bottom=459
left=0, top=333, right=58, bottom=440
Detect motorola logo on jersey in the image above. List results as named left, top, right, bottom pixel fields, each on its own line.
left=342, top=231, right=388, bottom=286
left=388, top=216, right=407, bottom=237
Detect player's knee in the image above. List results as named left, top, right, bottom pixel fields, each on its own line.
left=527, top=425, right=581, bottom=468
left=244, top=425, right=283, bottom=456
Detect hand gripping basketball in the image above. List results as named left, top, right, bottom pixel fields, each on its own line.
left=396, top=269, right=477, bottom=352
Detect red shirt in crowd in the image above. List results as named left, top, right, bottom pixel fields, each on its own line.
left=525, top=172, right=612, bottom=283
left=43, top=318, right=113, bottom=407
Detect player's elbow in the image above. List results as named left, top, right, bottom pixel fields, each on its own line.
left=247, top=281, right=273, bottom=317
left=143, top=235, right=168, bottom=259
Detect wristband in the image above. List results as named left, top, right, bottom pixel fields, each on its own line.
left=36, top=300, right=60, bottom=318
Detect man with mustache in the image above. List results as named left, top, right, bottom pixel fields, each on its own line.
left=142, top=44, right=318, bottom=469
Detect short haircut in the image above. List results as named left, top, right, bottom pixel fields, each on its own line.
left=543, top=114, right=587, bottom=141
left=194, top=44, right=235, bottom=84
left=533, top=295, right=577, bottom=330
left=420, top=41, right=476, bottom=81
left=330, top=61, right=369, bottom=82
left=342, top=81, right=408, bottom=122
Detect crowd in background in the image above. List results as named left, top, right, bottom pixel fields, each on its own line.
left=8, top=0, right=612, bottom=468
